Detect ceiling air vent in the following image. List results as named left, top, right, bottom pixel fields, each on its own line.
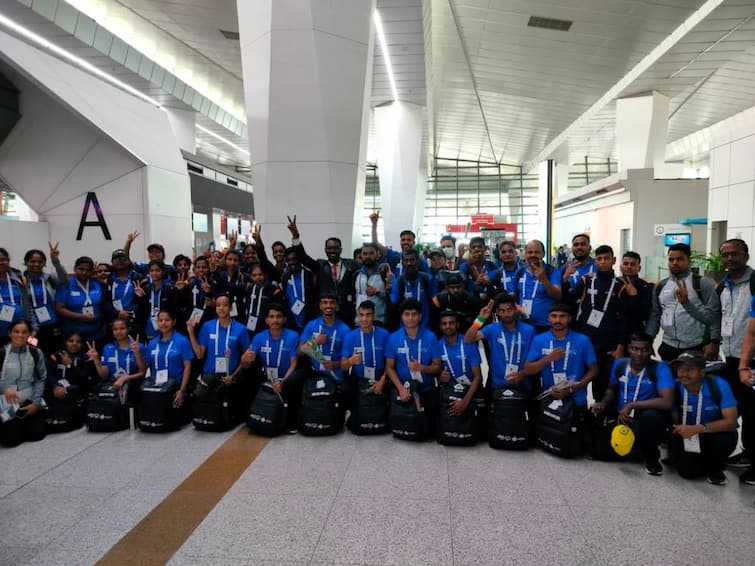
left=527, top=16, right=572, bottom=32
left=220, top=29, right=240, bottom=40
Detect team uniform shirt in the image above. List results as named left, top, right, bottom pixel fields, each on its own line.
left=439, top=336, right=481, bottom=386
left=390, top=273, right=436, bottom=329
left=564, top=258, right=596, bottom=288
left=0, top=276, right=25, bottom=335
left=251, top=329, right=299, bottom=378
left=459, top=260, right=498, bottom=298
left=301, top=317, right=351, bottom=382
left=480, top=321, right=536, bottom=389
left=285, top=270, right=308, bottom=329
left=26, top=274, right=58, bottom=327
left=609, top=359, right=674, bottom=410
left=55, top=277, right=105, bottom=338
left=385, top=328, right=442, bottom=392
left=341, top=326, right=390, bottom=381
left=101, top=342, right=147, bottom=378
left=197, top=319, right=251, bottom=375
left=146, top=332, right=194, bottom=384
left=144, top=282, right=170, bottom=339
left=527, top=330, right=597, bottom=406
left=110, top=274, right=139, bottom=312
left=385, top=249, right=429, bottom=277
left=516, top=267, right=563, bottom=327
left=496, top=265, right=519, bottom=294
left=675, top=376, right=737, bottom=425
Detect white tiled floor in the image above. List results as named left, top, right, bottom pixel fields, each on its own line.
left=2, top=427, right=754, bottom=566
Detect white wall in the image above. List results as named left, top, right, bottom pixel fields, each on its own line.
left=0, top=218, right=52, bottom=268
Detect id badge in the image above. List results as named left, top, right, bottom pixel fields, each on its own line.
left=661, top=309, right=674, bottom=327
left=215, top=358, right=228, bottom=374
left=505, top=364, right=519, bottom=377
left=586, top=309, right=604, bottom=328
left=721, top=317, right=734, bottom=337
left=0, top=305, right=15, bottom=321
left=57, top=379, right=71, bottom=389
left=291, top=299, right=305, bottom=315
left=521, top=299, right=533, bottom=317
left=189, top=308, right=204, bottom=324
left=34, top=306, right=51, bottom=323
left=456, top=374, right=471, bottom=386
left=683, top=434, right=702, bottom=454
left=155, top=369, right=169, bottom=385
left=82, top=306, right=94, bottom=316
left=316, top=379, right=325, bottom=389
left=411, top=370, right=423, bottom=382
left=112, top=300, right=123, bottom=312
left=266, top=368, right=279, bottom=381
left=230, top=302, right=238, bottom=318
left=247, top=316, right=258, bottom=331
left=364, top=367, right=376, bottom=383
left=552, top=372, right=567, bottom=384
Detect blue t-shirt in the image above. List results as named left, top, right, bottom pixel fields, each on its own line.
left=110, top=274, right=139, bottom=312
left=439, top=336, right=481, bottom=385
left=0, top=277, right=26, bottom=337
left=300, top=317, right=351, bottom=382
left=26, top=275, right=57, bottom=327
left=341, top=326, right=390, bottom=379
left=390, top=273, right=436, bottom=329
left=198, top=319, right=251, bottom=375
left=496, top=266, right=519, bottom=294
left=54, top=277, right=105, bottom=339
left=101, top=342, right=147, bottom=378
left=675, top=376, right=737, bottom=425
left=459, top=260, right=498, bottom=296
left=147, top=332, right=194, bottom=383
left=285, top=270, right=308, bottom=329
left=385, top=328, right=442, bottom=392
left=564, top=258, right=596, bottom=288
left=609, top=359, right=674, bottom=410
left=516, top=267, right=563, bottom=327
left=527, top=330, right=597, bottom=406
left=750, top=295, right=755, bottom=317
left=480, top=321, right=536, bottom=389
left=251, top=329, right=299, bottom=376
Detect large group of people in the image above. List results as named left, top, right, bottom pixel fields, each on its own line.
left=1, top=214, right=754, bottom=490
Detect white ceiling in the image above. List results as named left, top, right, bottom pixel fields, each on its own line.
left=4, top=0, right=755, bottom=174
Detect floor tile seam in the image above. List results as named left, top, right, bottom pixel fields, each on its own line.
left=445, top=446, right=457, bottom=566
left=2, top=432, right=115, bottom=498
left=308, top=442, right=358, bottom=565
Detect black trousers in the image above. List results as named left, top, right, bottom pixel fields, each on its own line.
left=0, top=412, right=46, bottom=448
left=723, top=357, right=755, bottom=457
left=591, top=349, right=617, bottom=404
left=670, top=430, right=737, bottom=478
left=658, top=342, right=704, bottom=363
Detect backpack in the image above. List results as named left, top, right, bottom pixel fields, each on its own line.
left=715, top=272, right=755, bottom=297
left=299, top=374, right=341, bottom=436
left=348, top=379, right=390, bottom=435
left=536, top=394, right=583, bottom=459
left=390, top=380, right=430, bottom=442
left=655, top=274, right=702, bottom=299
left=489, top=387, right=530, bottom=450
left=247, top=383, right=288, bottom=437
left=437, top=381, right=478, bottom=447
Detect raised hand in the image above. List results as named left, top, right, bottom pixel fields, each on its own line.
left=369, top=210, right=380, bottom=225
left=229, top=230, right=238, bottom=250
left=479, top=299, right=494, bottom=320
left=287, top=215, right=299, bottom=239
left=48, top=241, right=60, bottom=262
left=85, top=341, right=99, bottom=363
left=252, top=224, right=262, bottom=245
left=174, top=272, right=188, bottom=290
left=126, top=230, right=141, bottom=244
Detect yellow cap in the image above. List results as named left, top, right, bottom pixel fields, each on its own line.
left=610, top=424, right=635, bottom=457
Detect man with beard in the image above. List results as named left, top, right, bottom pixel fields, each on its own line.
left=431, top=272, right=481, bottom=334
left=459, top=237, right=497, bottom=302
left=318, top=237, right=359, bottom=327
left=353, top=243, right=390, bottom=326
left=280, top=216, right=321, bottom=330
left=369, top=211, right=428, bottom=276
left=438, top=310, right=482, bottom=417
left=619, top=251, right=653, bottom=339
left=562, top=234, right=596, bottom=291
left=492, top=240, right=520, bottom=295
left=390, top=248, right=436, bottom=330
left=514, top=240, right=563, bottom=333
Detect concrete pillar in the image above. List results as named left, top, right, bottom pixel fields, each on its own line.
left=237, top=0, right=374, bottom=252
left=164, top=107, right=197, bottom=154
left=375, top=101, right=425, bottom=246
left=616, top=91, right=669, bottom=172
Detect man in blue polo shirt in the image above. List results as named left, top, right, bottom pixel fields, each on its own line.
left=561, top=233, right=596, bottom=290
left=515, top=240, right=562, bottom=333
left=438, top=310, right=482, bottom=415
left=341, top=300, right=390, bottom=391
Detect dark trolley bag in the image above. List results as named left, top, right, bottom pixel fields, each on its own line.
left=349, top=378, right=389, bottom=435
left=137, top=380, right=180, bottom=433
left=489, top=387, right=530, bottom=450
left=437, top=381, right=477, bottom=446
left=536, top=393, right=583, bottom=458
left=247, top=382, right=287, bottom=437
left=86, top=383, right=128, bottom=432
left=192, top=375, right=234, bottom=432
left=299, top=374, right=341, bottom=436
left=390, top=380, right=430, bottom=442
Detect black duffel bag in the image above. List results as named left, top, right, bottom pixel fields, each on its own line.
left=299, top=374, right=341, bottom=436
left=137, top=380, right=180, bottom=433
left=589, top=414, right=620, bottom=461
left=437, top=381, right=477, bottom=447
left=247, top=382, right=287, bottom=437
left=192, top=374, right=234, bottom=432
left=46, top=394, right=85, bottom=433
left=86, top=383, right=128, bottom=432
left=390, top=380, right=429, bottom=442
left=489, top=387, right=530, bottom=450
left=536, top=393, right=583, bottom=459
left=349, top=378, right=389, bottom=435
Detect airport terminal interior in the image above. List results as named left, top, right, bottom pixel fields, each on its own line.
left=2, top=0, right=755, bottom=565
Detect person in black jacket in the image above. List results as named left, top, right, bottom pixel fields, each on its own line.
left=133, top=261, right=176, bottom=341
left=281, top=215, right=321, bottom=330
left=620, top=251, right=653, bottom=342
left=318, top=237, right=359, bottom=327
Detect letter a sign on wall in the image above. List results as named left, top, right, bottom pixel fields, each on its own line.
left=76, top=192, right=112, bottom=241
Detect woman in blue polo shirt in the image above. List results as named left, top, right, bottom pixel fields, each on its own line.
left=93, top=318, right=147, bottom=392
left=54, top=256, right=109, bottom=343
left=670, top=351, right=738, bottom=486
left=0, top=248, right=34, bottom=346
left=23, top=244, right=68, bottom=354
left=145, top=310, right=194, bottom=408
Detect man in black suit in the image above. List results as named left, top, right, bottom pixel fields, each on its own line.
left=318, top=237, right=359, bottom=327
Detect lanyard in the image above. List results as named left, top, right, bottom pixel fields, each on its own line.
left=590, top=276, right=617, bottom=311
left=404, top=337, right=422, bottom=367
left=112, top=277, right=132, bottom=301
left=0, top=277, right=15, bottom=305
left=115, top=347, right=132, bottom=375
left=549, top=339, right=571, bottom=374
left=75, top=278, right=92, bottom=306
left=265, top=338, right=284, bottom=369
left=214, top=320, right=232, bottom=358
left=623, top=365, right=645, bottom=404
left=192, top=281, right=203, bottom=308
left=442, top=341, right=465, bottom=378
left=360, top=330, right=376, bottom=368
left=500, top=326, right=522, bottom=366
left=522, top=271, right=539, bottom=299
left=249, top=284, right=263, bottom=318
left=408, top=278, right=422, bottom=301
left=318, top=324, right=337, bottom=357
left=291, top=271, right=304, bottom=300
left=154, top=339, right=173, bottom=370
left=682, top=386, right=704, bottom=426
left=28, top=276, right=47, bottom=308
left=151, top=286, right=162, bottom=313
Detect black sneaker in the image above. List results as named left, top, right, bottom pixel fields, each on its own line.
left=646, top=461, right=663, bottom=476
left=740, top=467, right=755, bottom=486
left=708, top=471, right=727, bottom=486
left=727, top=453, right=752, bottom=469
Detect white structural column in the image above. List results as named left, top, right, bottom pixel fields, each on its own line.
left=164, top=107, right=197, bottom=154
left=374, top=101, right=425, bottom=246
left=616, top=91, right=670, bottom=172
left=237, top=0, right=374, bottom=251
